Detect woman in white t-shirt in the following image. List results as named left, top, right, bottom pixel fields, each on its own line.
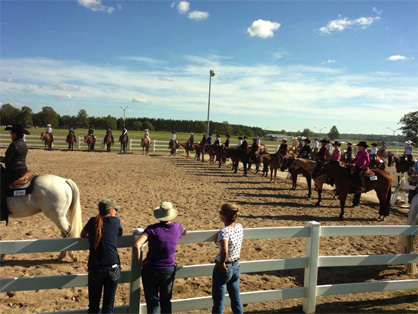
left=212, top=203, right=243, bottom=314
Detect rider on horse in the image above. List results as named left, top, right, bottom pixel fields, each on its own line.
left=186, top=133, right=194, bottom=150
left=255, top=136, right=261, bottom=148
left=119, top=127, right=128, bottom=142
left=249, top=138, right=258, bottom=161
left=206, top=133, right=212, bottom=145
left=236, top=137, right=243, bottom=148
left=241, top=136, right=248, bottom=150
left=312, top=138, right=319, bottom=153
left=314, top=139, right=329, bottom=162
left=169, top=131, right=176, bottom=148
left=46, top=123, right=54, bottom=142
left=69, top=125, right=75, bottom=136
left=404, top=140, right=414, bottom=164
left=351, top=141, right=370, bottom=193
left=0, top=124, right=30, bottom=224
left=104, top=127, right=114, bottom=144
left=330, top=141, right=341, bottom=164
left=370, top=143, right=378, bottom=162
left=346, top=142, right=353, bottom=161
left=224, top=135, right=230, bottom=148
left=299, top=138, right=311, bottom=159
left=214, top=134, right=221, bottom=146
left=277, top=138, right=288, bottom=156
left=87, top=126, right=95, bottom=138
left=144, top=128, right=150, bottom=142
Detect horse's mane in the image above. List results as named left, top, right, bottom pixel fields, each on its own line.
left=295, top=158, right=317, bottom=172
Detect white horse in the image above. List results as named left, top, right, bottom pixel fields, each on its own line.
left=397, top=194, right=418, bottom=275
left=1, top=174, right=82, bottom=262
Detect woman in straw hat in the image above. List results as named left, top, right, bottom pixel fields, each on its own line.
left=212, top=203, right=243, bottom=314
left=133, top=202, right=186, bottom=314
left=81, top=199, right=123, bottom=314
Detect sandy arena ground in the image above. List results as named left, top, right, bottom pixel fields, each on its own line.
left=1, top=148, right=417, bottom=313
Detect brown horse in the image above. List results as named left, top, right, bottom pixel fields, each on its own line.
left=179, top=141, right=195, bottom=158
left=66, top=132, right=76, bottom=151
left=369, top=156, right=386, bottom=170
left=40, top=132, right=53, bottom=150
left=316, top=162, right=392, bottom=220
left=141, top=137, right=150, bottom=155
left=119, top=134, right=128, bottom=153
left=84, top=134, right=95, bottom=151
left=208, top=145, right=225, bottom=167
left=194, top=143, right=207, bottom=162
left=104, top=135, right=113, bottom=152
left=388, top=152, right=413, bottom=174
left=230, top=148, right=250, bottom=176
left=169, top=140, right=180, bottom=156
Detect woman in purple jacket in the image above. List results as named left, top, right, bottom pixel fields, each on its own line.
left=351, top=141, right=370, bottom=192
left=133, top=202, right=186, bottom=314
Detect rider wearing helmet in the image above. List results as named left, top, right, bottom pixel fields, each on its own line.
left=0, top=124, right=30, bottom=224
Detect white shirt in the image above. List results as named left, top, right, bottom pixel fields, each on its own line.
left=215, top=223, right=243, bottom=262
left=122, top=129, right=128, bottom=135
left=171, top=134, right=176, bottom=140
left=46, top=127, right=52, bottom=133
left=370, top=147, right=378, bottom=154
left=236, top=140, right=242, bottom=147
left=256, top=139, right=261, bottom=145
left=405, top=145, right=413, bottom=155
left=313, top=141, right=319, bottom=149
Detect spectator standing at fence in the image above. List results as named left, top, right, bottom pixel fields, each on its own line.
left=133, top=201, right=186, bottom=314
left=81, top=199, right=123, bottom=314
left=212, top=203, right=244, bottom=314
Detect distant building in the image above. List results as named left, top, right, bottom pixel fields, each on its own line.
left=263, top=134, right=293, bottom=142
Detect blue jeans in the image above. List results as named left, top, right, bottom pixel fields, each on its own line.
left=88, top=265, right=121, bottom=314
left=141, top=266, right=176, bottom=314
left=212, top=262, right=243, bottom=314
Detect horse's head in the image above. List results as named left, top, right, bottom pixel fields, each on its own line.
left=280, top=156, right=293, bottom=172
left=387, top=153, right=394, bottom=167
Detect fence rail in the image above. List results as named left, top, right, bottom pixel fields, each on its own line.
left=1, top=222, right=416, bottom=314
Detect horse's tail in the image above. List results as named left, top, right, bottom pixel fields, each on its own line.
left=65, top=179, right=82, bottom=238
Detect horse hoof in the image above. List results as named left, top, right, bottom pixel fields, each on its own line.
left=339, top=216, right=344, bottom=220
left=315, top=202, right=320, bottom=206
left=307, top=194, right=311, bottom=198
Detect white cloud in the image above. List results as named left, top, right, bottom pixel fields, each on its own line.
left=188, top=10, right=209, bottom=21
left=52, top=84, right=81, bottom=91
left=319, top=15, right=380, bottom=34
left=0, top=78, right=14, bottom=82
left=322, top=59, right=337, bottom=64
left=77, top=0, right=115, bottom=14
left=177, top=1, right=190, bottom=14
left=247, top=19, right=281, bottom=38
left=55, top=94, right=72, bottom=99
left=373, top=7, right=382, bottom=15
left=386, top=55, right=410, bottom=61
left=132, top=97, right=149, bottom=103
left=120, top=56, right=161, bottom=65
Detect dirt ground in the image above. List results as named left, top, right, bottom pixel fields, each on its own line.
left=0, top=148, right=417, bottom=313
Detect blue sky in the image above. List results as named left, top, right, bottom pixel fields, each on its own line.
left=1, top=0, right=417, bottom=135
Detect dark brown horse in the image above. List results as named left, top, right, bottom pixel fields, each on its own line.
left=208, top=145, right=225, bottom=167
left=179, top=141, right=195, bottom=158
left=66, top=132, right=76, bottom=151
left=281, top=156, right=314, bottom=198
left=84, top=134, right=95, bottom=151
left=119, top=134, right=128, bottom=153
left=40, top=132, right=53, bottom=150
left=194, top=143, right=207, bottom=162
left=316, top=162, right=392, bottom=220
left=141, top=137, right=150, bottom=155
left=388, top=152, right=413, bottom=174
left=169, top=140, right=180, bottom=156
left=105, top=135, right=113, bottom=152
left=230, top=148, right=250, bottom=176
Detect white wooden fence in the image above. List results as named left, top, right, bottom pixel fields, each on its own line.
left=1, top=222, right=416, bottom=314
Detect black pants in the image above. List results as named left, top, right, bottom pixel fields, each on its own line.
left=356, top=167, right=366, bottom=191
left=1, top=167, right=26, bottom=224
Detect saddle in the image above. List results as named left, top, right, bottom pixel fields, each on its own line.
left=9, top=170, right=35, bottom=189
left=7, top=171, right=38, bottom=197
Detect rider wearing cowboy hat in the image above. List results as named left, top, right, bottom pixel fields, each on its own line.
left=0, top=124, right=30, bottom=223
left=236, top=136, right=243, bottom=148
left=200, top=133, right=207, bottom=145
left=214, top=134, right=222, bottom=146
left=314, top=139, right=329, bottom=162
left=352, top=141, right=370, bottom=192
left=224, top=135, right=230, bottom=148
left=346, top=142, right=353, bottom=161
left=404, top=140, right=414, bottom=164
left=241, top=136, right=248, bottom=150
left=299, top=138, right=311, bottom=159
left=370, top=143, right=378, bottom=162
left=277, top=138, right=288, bottom=156
left=330, top=141, right=342, bottom=163
left=45, top=123, right=54, bottom=142
left=187, top=133, right=194, bottom=149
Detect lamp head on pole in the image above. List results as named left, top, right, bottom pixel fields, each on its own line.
left=210, top=70, right=215, bottom=77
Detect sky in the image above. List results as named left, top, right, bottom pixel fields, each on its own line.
left=0, top=0, right=417, bottom=135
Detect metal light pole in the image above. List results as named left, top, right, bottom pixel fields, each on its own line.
left=387, top=127, right=399, bottom=142
left=206, top=70, right=215, bottom=134
left=120, top=106, right=128, bottom=127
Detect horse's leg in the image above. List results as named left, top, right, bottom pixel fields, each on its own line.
left=306, top=175, right=311, bottom=198
left=352, top=193, right=361, bottom=207
left=338, top=191, right=348, bottom=220
left=243, top=162, right=247, bottom=177
left=315, top=189, right=322, bottom=206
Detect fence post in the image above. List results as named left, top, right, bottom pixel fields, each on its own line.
left=78, top=136, right=81, bottom=149
left=129, top=139, right=132, bottom=151
left=128, top=228, right=144, bottom=314
left=153, top=140, right=156, bottom=152
left=302, top=221, right=321, bottom=314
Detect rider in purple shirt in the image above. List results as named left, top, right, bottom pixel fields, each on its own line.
left=352, top=141, right=370, bottom=191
